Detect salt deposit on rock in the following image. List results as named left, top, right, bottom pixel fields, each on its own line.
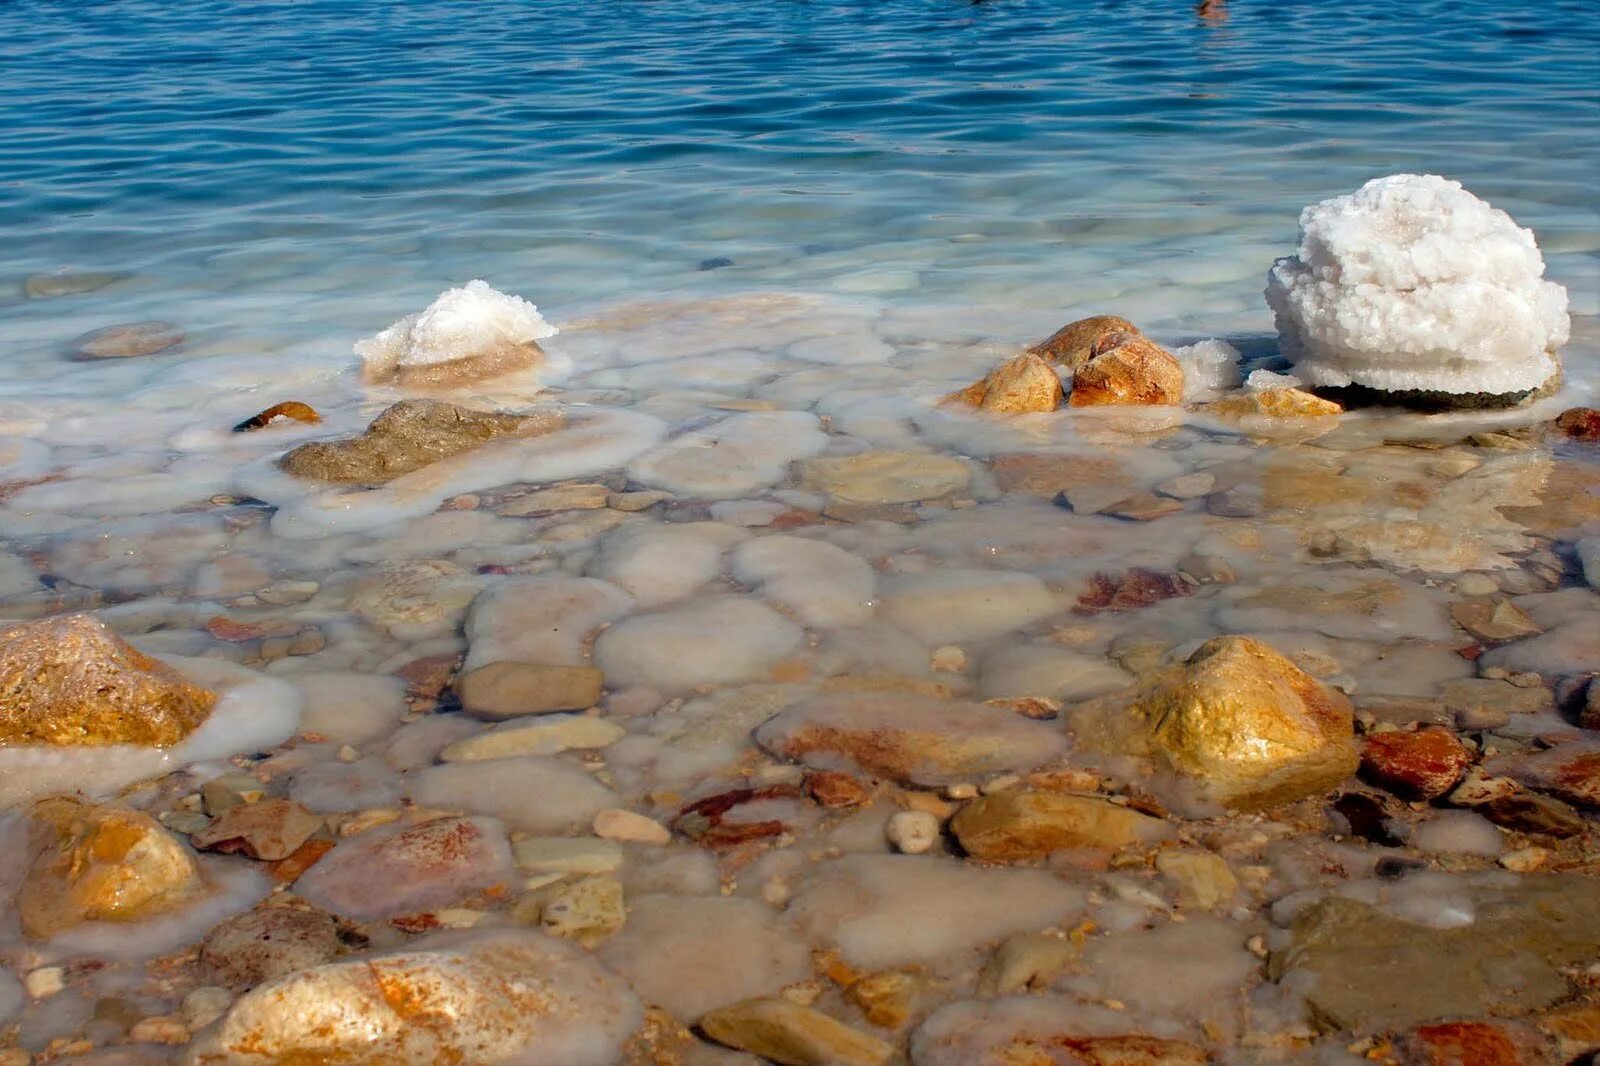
left=464, top=575, right=634, bottom=671
left=355, top=280, right=557, bottom=387
left=294, top=816, right=515, bottom=921
left=1266, top=174, right=1570, bottom=405
left=731, top=535, right=878, bottom=628
left=406, top=755, right=618, bottom=834
left=627, top=410, right=828, bottom=498
left=1171, top=338, right=1244, bottom=403
left=594, top=596, right=804, bottom=693
left=592, top=521, right=748, bottom=606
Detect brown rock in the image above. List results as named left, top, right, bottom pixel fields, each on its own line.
left=232, top=401, right=322, bottom=433
left=1555, top=406, right=1600, bottom=441
left=804, top=770, right=873, bottom=809
left=201, top=902, right=344, bottom=991
left=1068, top=336, right=1184, bottom=408
left=942, top=352, right=1063, bottom=414
left=1097, top=492, right=1185, bottom=522
left=952, top=790, right=1169, bottom=862
left=1075, top=569, right=1190, bottom=614
left=1360, top=726, right=1470, bottom=800
left=1401, top=1020, right=1551, bottom=1066
left=70, top=321, right=183, bottom=359
left=845, top=969, right=924, bottom=1029
left=1479, top=792, right=1585, bottom=838
left=191, top=799, right=322, bottom=861
left=1208, top=387, right=1342, bottom=419
left=457, top=661, right=605, bottom=718
left=990, top=453, right=1131, bottom=499
left=1538, top=1004, right=1600, bottom=1061
left=1027, top=315, right=1141, bottom=372
left=699, top=997, right=892, bottom=1066
left=1449, top=599, right=1542, bottom=643
left=18, top=798, right=205, bottom=938
left=990, top=1034, right=1207, bottom=1066
left=1502, top=742, right=1600, bottom=809
left=278, top=399, right=563, bottom=485
left=0, top=614, right=216, bottom=747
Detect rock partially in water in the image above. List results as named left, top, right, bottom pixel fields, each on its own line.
left=700, top=997, right=892, bottom=1066
left=279, top=399, right=563, bottom=485
left=188, top=929, right=642, bottom=1065
left=457, top=662, right=605, bottom=718
left=17, top=798, right=205, bottom=939
left=1496, top=741, right=1600, bottom=810
left=292, top=816, right=514, bottom=922
left=464, top=575, right=634, bottom=671
left=1266, top=174, right=1569, bottom=408
left=70, top=320, right=184, bottom=359
left=0, top=614, right=216, bottom=747
left=757, top=691, right=1067, bottom=787
left=1207, top=387, right=1342, bottom=419
left=356, top=279, right=556, bottom=387
left=950, top=789, right=1170, bottom=862
left=1067, top=336, right=1184, bottom=408
left=1027, top=314, right=1141, bottom=372
left=942, top=352, right=1062, bottom=414
left=1555, top=406, right=1600, bottom=441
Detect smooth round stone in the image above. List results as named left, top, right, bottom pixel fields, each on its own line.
left=70, top=321, right=184, bottom=359
left=799, top=450, right=971, bottom=505
left=463, top=576, right=634, bottom=672
left=407, top=756, right=619, bottom=835
left=591, top=522, right=749, bottom=607
left=880, top=569, right=1059, bottom=645
left=627, top=411, right=828, bottom=499
left=731, top=536, right=877, bottom=628
left=977, top=645, right=1133, bottom=702
left=595, top=597, right=805, bottom=694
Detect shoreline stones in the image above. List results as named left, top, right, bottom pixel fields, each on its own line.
left=279, top=399, right=564, bottom=485
left=356, top=279, right=556, bottom=387
left=1068, top=334, right=1184, bottom=408
left=0, top=614, right=216, bottom=747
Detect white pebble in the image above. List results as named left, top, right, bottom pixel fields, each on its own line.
left=886, top=811, right=940, bottom=854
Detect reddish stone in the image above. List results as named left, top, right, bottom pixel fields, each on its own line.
left=1404, top=1020, right=1550, bottom=1066
left=205, top=616, right=266, bottom=643
left=1555, top=407, right=1600, bottom=441
left=673, top=785, right=802, bottom=849
left=396, top=654, right=460, bottom=702
left=803, top=770, right=871, bottom=809
left=1074, top=568, right=1191, bottom=614
left=1360, top=726, right=1470, bottom=800
left=266, top=837, right=335, bottom=885
left=1507, top=744, right=1600, bottom=810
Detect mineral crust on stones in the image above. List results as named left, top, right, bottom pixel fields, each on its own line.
left=355, top=279, right=557, bottom=387
left=0, top=614, right=216, bottom=747
left=1266, top=174, right=1569, bottom=408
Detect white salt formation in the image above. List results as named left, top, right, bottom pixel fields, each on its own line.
left=1266, top=174, right=1569, bottom=404
left=355, top=279, right=557, bottom=386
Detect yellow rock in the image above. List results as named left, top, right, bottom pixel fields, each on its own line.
left=0, top=614, right=216, bottom=747
left=1130, top=636, right=1358, bottom=810
left=943, top=352, right=1063, bottom=414
left=18, top=798, right=205, bottom=938
left=1068, top=336, right=1184, bottom=408
left=699, top=997, right=892, bottom=1066
left=951, top=790, right=1169, bottom=862
left=844, top=969, right=923, bottom=1029
left=1209, top=387, right=1342, bottom=418
left=1027, top=314, right=1141, bottom=372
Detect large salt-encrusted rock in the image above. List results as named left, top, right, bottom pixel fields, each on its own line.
left=1266, top=174, right=1569, bottom=409
left=356, top=279, right=557, bottom=387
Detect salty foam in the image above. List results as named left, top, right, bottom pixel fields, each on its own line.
left=355, top=279, right=557, bottom=381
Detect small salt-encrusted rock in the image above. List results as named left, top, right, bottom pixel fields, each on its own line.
left=279, top=399, right=563, bottom=485
left=1096, top=492, right=1184, bottom=522
left=1067, top=336, right=1184, bottom=408
left=912, top=999, right=1207, bottom=1066
left=0, top=614, right=216, bottom=747
left=191, top=798, right=322, bottom=862
left=845, top=969, right=925, bottom=1029
left=348, top=559, right=482, bottom=640
left=188, top=929, right=642, bottom=1066
left=1555, top=406, right=1600, bottom=441
left=1207, top=387, right=1342, bottom=419
left=1027, top=314, right=1141, bottom=372
left=512, top=837, right=624, bottom=876
left=70, top=320, right=184, bottom=359
left=293, top=816, right=514, bottom=922
left=804, top=770, right=873, bottom=809
left=1360, top=726, right=1471, bottom=801
left=950, top=790, right=1169, bottom=863
left=457, top=662, right=605, bottom=718
left=699, top=997, right=892, bottom=1066
left=201, top=902, right=344, bottom=991
left=18, top=798, right=205, bottom=939
left=534, top=874, right=626, bottom=946
left=941, top=352, right=1063, bottom=414
left=356, top=280, right=556, bottom=388
left=886, top=810, right=940, bottom=855
left=1450, top=599, right=1542, bottom=643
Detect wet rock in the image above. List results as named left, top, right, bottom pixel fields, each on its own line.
left=188, top=929, right=642, bottom=1065
left=989, top=453, right=1131, bottom=499
left=1027, top=314, right=1141, bottom=372
left=496, top=482, right=611, bottom=516
left=1097, top=492, right=1184, bottom=522
left=700, top=998, right=892, bottom=1066
left=408, top=756, right=618, bottom=835
left=1554, top=406, right=1600, bottom=441
left=1499, top=741, right=1600, bottom=809
left=1155, top=849, right=1239, bottom=910
left=512, top=836, right=623, bottom=876
left=1075, top=636, right=1358, bottom=810
left=886, top=810, right=941, bottom=854
left=1271, top=876, right=1600, bottom=1030
left=70, top=321, right=183, bottom=359
left=18, top=798, right=205, bottom=938
left=1538, top=1004, right=1600, bottom=1062
left=1360, top=726, right=1470, bottom=800
left=0, top=614, right=216, bottom=747
left=1449, top=599, right=1541, bottom=642
left=1207, top=387, right=1342, bottom=418
left=951, top=790, right=1168, bottom=862
left=942, top=352, right=1062, bottom=414
left=592, top=808, right=670, bottom=845
left=1439, top=678, right=1551, bottom=724
left=799, top=449, right=971, bottom=505
left=1074, top=570, right=1191, bottom=617
left=232, top=401, right=322, bottom=433
left=1479, top=792, right=1586, bottom=838
left=846, top=969, right=926, bottom=1030
left=293, top=816, right=515, bottom=922
left=1329, top=792, right=1405, bottom=846
left=1480, top=619, right=1600, bottom=676
left=879, top=568, right=1058, bottom=645
left=24, top=270, right=129, bottom=298
left=349, top=558, right=483, bottom=640
left=279, top=399, right=562, bottom=485
left=757, top=691, right=1068, bottom=788
left=1067, top=336, right=1184, bottom=408
left=596, top=596, right=804, bottom=694
left=804, top=770, right=873, bottom=809
left=457, top=662, right=605, bottom=718
left=190, top=799, right=321, bottom=861
left=1400, top=1020, right=1552, bottom=1066
left=533, top=875, right=626, bottom=947
left=200, top=902, right=344, bottom=992
left=441, top=714, right=624, bottom=761
left=976, top=933, right=1079, bottom=996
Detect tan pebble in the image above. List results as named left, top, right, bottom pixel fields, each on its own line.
left=981, top=774, right=1022, bottom=794
left=780, top=980, right=824, bottom=1006
left=24, top=966, right=64, bottom=998
left=181, top=987, right=233, bottom=1030
left=128, top=1016, right=190, bottom=1045
left=433, top=908, right=486, bottom=928
left=943, top=783, right=978, bottom=800
left=886, top=811, right=940, bottom=854
left=1507, top=671, right=1543, bottom=688
left=931, top=645, right=967, bottom=672
left=0, top=1049, right=31, bottom=1066
left=1499, top=846, right=1548, bottom=872
left=593, top=808, right=670, bottom=845
left=898, top=792, right=955, bottom=818
left=1246, top=934, right=1268, bottom=958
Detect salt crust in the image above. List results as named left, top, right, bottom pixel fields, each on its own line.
left=355, top=279, right=557, bottom=379
left=1267, top=174, right=1569, bottom=395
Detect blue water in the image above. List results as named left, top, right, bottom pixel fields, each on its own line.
left=2, top=0, right=1597, bottom=326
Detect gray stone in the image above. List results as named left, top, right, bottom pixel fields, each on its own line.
left=70, top=321, right=183, bottom=359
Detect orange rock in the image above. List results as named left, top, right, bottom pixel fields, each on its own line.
left=804, top=770, right=873, bottom=809
left=1068, top=337, right=1184, bottom=408
left=994, top=1033, right=1207, bottom=1065
left=232, top=401, right=322, bottom=433
left=191, top=799, right=323, bottom=862
left=1403, top=1020, right=1551, bottom=1066
left=205, top=616, right=266, bottom=643
left=950, top=789, right=1169, bottom=862
left=1028, top=315, right=1142, bottom=372
left=943, top=352, right=1063, bottom=414
left=19, top=798, right=205, bottom=938
left=1208, top=387, right=1342, bottom=418
left=0, top=614, right=216, bottom=747
left=1360, top=726, right=1470, bottom=800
